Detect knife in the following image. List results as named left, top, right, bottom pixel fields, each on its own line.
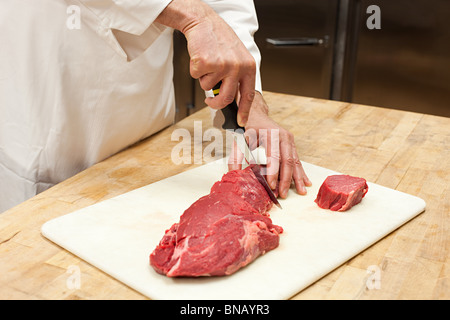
left=212, top=82, right=282, bottom=209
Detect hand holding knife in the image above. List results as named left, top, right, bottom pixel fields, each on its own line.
left=212, top=82, right=282, bottom=209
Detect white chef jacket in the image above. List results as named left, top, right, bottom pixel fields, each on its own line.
left=0, top=0, right=262, bottom=213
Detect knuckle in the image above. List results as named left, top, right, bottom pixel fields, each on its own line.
left=240, top=54, right=256, bottom=71
left=247, top=57, right=256, bottom=71
left=288, top=131, right=294, bottom=141
left=283, top=156, right=296, bottom=167
left=229, top=61, right=240, bottom=75
left=269, top=153, right=281, bottom=162
left=190, top=57, right=204, bottom=77
left=191, top=54, right=215, bottom=70
left=223, top=95, right=235, bottom=105
left=246, top=90, right=255, bottom=102
left=281, top=130, right=294, bottom=141
left=190, top=54, right=204, bottom=66
left=216, top=57, right=226, bottom=72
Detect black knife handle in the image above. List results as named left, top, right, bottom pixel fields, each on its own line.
left=212, top=82, right=245, bottom=131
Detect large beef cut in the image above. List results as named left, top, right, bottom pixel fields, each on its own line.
left=315, top=175, right=368, bottom=212
left=149, top=167, right=283, bottom=277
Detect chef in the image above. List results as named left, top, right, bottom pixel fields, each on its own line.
left=0, top=0, right=311, bottom=213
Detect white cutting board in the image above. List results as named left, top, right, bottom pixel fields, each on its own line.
left=41, top=158, right=425, bottom=300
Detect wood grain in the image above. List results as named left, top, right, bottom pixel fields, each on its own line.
left=0, top=91, right=448, bottom=300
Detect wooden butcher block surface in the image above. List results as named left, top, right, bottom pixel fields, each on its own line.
left=41, top=158, right=425, bottom=300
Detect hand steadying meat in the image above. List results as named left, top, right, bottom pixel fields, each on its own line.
left=228, top=92, right=312, bottom=199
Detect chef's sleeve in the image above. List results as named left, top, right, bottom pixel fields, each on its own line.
left=204, top=0, right=262, bottom=93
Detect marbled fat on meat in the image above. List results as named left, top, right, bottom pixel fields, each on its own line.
left=149, top=167, right=282, bottom=277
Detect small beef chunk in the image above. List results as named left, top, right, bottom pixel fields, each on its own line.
left=315, top=175, right=368, bottom=212
left=149, top=167, right=282, bottom=277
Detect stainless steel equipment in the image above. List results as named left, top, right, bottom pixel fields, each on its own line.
left=172, top=0, right=450, bottom=119
left=347, top=0, right=450, bottom=117
left=254, top=0, right=338, bottom=99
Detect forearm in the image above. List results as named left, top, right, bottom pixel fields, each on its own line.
left=155, top=0, right=213, bottom=33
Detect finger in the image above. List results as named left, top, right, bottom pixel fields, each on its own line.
left=237, top=74, right=256, bottom=127
left=227, top=137, right=244, bottom=171
left=263, top=129, right=280, bottom=190
left=244, top=128, right=258, bottom=151
left=205, top=78, right=238, bottom=110
left=190, top=54, right=214, bottom=80
left=291, top=147, right=311, bottom=195
left=198, top=73, right=222, bottom=92
left=277, top=135, right=295, bottom=199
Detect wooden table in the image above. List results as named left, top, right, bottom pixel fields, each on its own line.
left=0, top=92, right=448, bottom=300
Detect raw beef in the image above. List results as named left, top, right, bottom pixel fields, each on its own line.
left=149, top=167, right=282, bottom=277
left=210, top=166, right=274, bottom=214
left=315, top=175, right=368, bottom=212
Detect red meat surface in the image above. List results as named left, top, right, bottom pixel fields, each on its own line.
left=149, top=167, right=282, bottom=277
left=315, top=175, right=368, bottom=212
left=210, top=167, right=273, bottom=214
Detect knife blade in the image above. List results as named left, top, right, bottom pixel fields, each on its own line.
left=212, top=82, right=282, bottom=209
